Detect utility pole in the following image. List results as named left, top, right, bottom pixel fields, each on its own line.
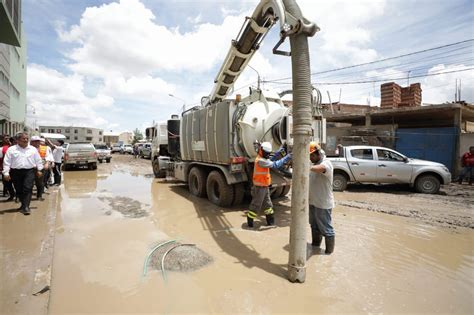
left=248, top=64, right=261, bottom=90
left=285, top=0, right=317, bottom=283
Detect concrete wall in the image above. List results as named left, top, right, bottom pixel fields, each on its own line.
left=9, top=23, right=26, bottom=125
left=0, top=43, right=10, bottom=125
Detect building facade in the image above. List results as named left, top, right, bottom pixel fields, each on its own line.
left=0, top=0, right=26, bottom=136
left=103, top=131, right=120, bottom=147
left=39, top=126, right=104, bottom=144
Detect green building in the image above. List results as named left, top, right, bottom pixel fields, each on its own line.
left=0, top=0, right=26, bottom=136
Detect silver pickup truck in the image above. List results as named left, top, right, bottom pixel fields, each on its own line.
left=328, top=146, right=451, bottom=194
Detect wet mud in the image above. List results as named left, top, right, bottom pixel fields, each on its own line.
left=99, top=195, right=149, bottom=218
left=47, top=155, right=473, bottom=314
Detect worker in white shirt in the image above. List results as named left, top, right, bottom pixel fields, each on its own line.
left=2, top=133, right=43, bottom=215
left=46, top=139, right=64, bottom=186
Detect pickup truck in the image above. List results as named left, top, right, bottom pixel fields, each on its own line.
left=328, top=146, right=451, bottom=194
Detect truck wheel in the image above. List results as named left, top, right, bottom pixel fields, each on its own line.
left=188, top=167, right=207, bottom=197
left=206, top=171, right=234, bottom=207
left=333, top=173, right=348, bottom=191
left=271, top=187, right=283, bottom=199
left=232, top=183, right=245, bottom=206
left=415, top=174, right=440, bottom=194
left=280, top=185, right=291, bottom=197
left=152, top=159, right=165, bottom=178
left=98, top=159, right=103, bottom=163
left=106, top=159, right=111, bottom=163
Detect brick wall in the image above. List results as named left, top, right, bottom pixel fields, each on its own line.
left=381, top=82, right=422, bottom=108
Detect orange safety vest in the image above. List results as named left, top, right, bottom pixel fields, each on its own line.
left=253, top=156, right=271, bottom=186
left=39, top=145, right=48, bottom=159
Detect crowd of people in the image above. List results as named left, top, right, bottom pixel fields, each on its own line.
left=0, top=132, right=64, bottom=215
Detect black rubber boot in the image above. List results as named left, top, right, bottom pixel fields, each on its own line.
left=247, top=217, right=254, bottom=228
left=325, top=236, right=335, bottom=254
left=266, top=215, right=275, bottom=226
left=311, top=228, right=323, bottom=247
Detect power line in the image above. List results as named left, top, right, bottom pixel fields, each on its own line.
left=267, top=39, right=474, bottom=82
left=263, top=67, right=474, bottom=86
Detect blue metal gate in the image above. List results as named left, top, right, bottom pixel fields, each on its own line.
left=395, top=127, right=458, bottom=172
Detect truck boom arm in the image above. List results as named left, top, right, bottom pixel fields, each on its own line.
left=204, top=0, right=318, bottom=106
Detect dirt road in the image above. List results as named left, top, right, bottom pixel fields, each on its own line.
left=117, top=154, right=474, bottom=229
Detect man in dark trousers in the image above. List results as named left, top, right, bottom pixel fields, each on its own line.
left=46, top=139, right=64, bottom=186
left=308, top=142, right=335, bottom=254
left=458, top=146, right=474, bottom=185
left=246, top=142, right=292, bottom=228
left=2, top=133, right=43, bottom=215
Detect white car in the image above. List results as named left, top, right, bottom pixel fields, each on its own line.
left=94, top=144, right=112, bottom=163
left=122, top=144, right=133, bottom=154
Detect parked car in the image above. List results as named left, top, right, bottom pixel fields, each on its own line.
left=140, top=143, right=152, bottom=159
left=94, top=144, right=112, bottom=163
left=111, top=144, right=122, bottom=153
left=122, top=144, right=133, bottom=154
left=328, top=145, right=451, bottom=194
left=64, top=143, right=98, bottom=171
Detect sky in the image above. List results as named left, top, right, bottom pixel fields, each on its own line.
left=24, top=0, right=474, bottom=133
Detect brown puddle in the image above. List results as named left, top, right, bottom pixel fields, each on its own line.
left=48, top=165, right=474, bottom=314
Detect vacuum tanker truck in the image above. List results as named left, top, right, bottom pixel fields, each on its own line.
left=151, top=0, right=323, bottom=207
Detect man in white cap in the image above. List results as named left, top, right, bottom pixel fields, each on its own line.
left=2, top=133, right=43, bottom=215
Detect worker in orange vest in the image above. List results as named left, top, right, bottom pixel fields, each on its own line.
left=246, top=142, right=292, bottom=228
left=30, top=137, right=50, bottom=200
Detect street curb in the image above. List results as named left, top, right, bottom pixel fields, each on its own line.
left=32, top=187, right=60, bottom=315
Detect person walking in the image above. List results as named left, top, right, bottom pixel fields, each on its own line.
left=30, top=136, right=47, bottom=200
left=40, top=138, right=54, bottom=189
left=2, top=133, right=43, bottom=215
left=47, top=139, right=64, bottom=186
left=0, top=135, right=15, bottom=201
left=246, top=142, right=292, bottom=228
left=458, top=146, right=474, bottom=185
left=308, top=142, right=335, bottom=254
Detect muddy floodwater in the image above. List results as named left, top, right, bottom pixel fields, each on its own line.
left=48, top=156, right=474, bottom=314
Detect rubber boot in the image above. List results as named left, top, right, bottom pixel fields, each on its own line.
left=311, top=228, right=323, bottom=247
left=325, top=236, right=335, bottom=254
left=266, top=214, right=275, bottom=226
left=247, top=217, right=254, bottom=228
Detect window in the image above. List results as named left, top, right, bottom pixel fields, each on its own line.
left=66, top=136, right=70, bottom=140
left=48, top=129, right=54, bottom=133
left=351, top=149, right=373, bottom=160
left=87, top=129, right=92, bottom=134
left=99, top=138, right=102, bottom=142
left=56, top=129, right=61, bottom=133
left=86, top=137, right=93, bottom=141
left=74, top=136, right=78, bottom=140
left=99, top=131, right=103, bottom=135
left=377, top=149, right=405, bottom=162
left=40, top=128, right=45, bottom=132
left=74, top=129, right=78, bottom=134
left=65, top=129, right=70, bottom=133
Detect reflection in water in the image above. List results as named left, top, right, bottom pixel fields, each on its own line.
left=63, top=170, right=98, bottom=199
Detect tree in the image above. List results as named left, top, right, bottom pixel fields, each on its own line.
left=132, top=128, right=143, bottom=144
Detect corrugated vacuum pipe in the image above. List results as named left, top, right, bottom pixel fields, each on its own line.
left=284, top=0, right=313, bottom=283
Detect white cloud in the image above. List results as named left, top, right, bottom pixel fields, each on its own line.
left=58, top=0, right=246, bottom=78
left=27, top=64, right=113, bottom=128
left=422, top=64, right=474, bottom=104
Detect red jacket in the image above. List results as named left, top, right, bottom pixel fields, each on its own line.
left=462, top=152, right=474, bottom=167
left=0, top=145, right=10, bottom=171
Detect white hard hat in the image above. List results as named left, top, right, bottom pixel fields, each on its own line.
left=261, top=142, right=272, bottom=153
left=31, top=135, right=41, bottom=142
